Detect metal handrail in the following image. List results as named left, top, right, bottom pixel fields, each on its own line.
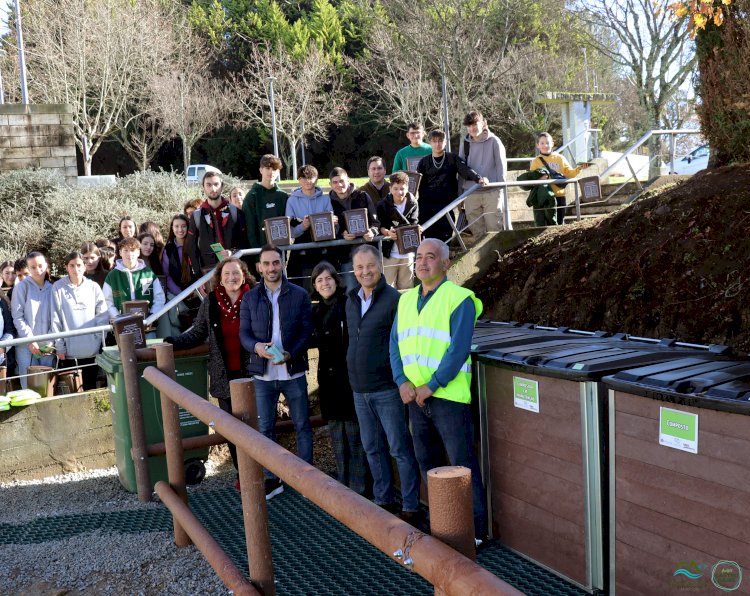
left=507, top=128, right=601, bottom=166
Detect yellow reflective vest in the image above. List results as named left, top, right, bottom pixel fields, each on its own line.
left=396, top=280, right=482, bottom=403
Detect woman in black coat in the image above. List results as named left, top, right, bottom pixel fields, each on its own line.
left=311, top=261, right=369, bottom=496
left=166, top=257, right=255, bottom=481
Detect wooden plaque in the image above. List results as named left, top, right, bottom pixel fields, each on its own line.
left=395, top=225, right=422, bottom=254
left=578, top=176, right=602, bottom=201
left=309, top=212, right=335, bottom=242
left=111, top=313, right=146, bottom=349
left=122, top=300, right=150, bottom=318
left=343, top=208, right=369, bottom=237
left=406, top=172, right=422, bottom=195
left=406, top=155, right=422, bottom=173
left=264, top=216, right=291, bottom=246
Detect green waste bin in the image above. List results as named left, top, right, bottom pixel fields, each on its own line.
left=97, top=341, right=210, bottom=493
left=603, top=358, right=750, bottom=594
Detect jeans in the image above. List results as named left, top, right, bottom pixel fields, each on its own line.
left=328, top=420, right=370, bottom=496
left=353, top=388, right=420, bottom=512
left=16, top=346, right=55, bottom=390
left=408, top=398, right=487, bottom=538
left=254, top=376, right=313, bottom=479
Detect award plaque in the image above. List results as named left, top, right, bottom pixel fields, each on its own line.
left=406, top=171, right=422, bottom=195
left=395, top=225, right=421, bottom=254
left=406, top=156, right=422, bottom=173
left=578, top=176, right=602, bottom=202
left=309, top=212, right=335, bottom=242
left=264, top=216, right=291, bottom=246
left=111, top=313, right=146, bottom=349
left=122, top=300, right=150, bottom=318
left=343, top=208, right=369, bottom=237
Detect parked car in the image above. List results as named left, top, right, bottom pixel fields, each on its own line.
left=673, top=144, right=710, bottom=175
left=186, top=164, right=220, bottom=185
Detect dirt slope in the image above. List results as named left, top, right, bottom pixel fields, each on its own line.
left=474, top=164, right=750, bottom=354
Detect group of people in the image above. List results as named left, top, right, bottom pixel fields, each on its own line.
left=0, top=111, right=588, bottom=541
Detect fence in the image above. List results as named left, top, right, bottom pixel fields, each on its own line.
left=142, top=341, right=522, bottom=595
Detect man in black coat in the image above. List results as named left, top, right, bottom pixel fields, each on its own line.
left=345, top=244, right=421, bottom=522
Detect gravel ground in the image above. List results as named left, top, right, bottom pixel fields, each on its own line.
left=0, top=426, right=336, bottom=595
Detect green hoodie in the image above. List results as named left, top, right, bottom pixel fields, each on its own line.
left=243, top=182, right=289, bottom=248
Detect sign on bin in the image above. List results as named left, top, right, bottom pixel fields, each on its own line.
left=659, top=407, right=698, bottom=454
left=513, top=376, right=539, bottom=413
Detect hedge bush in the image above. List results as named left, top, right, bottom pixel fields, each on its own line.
left=0, top=169, right=244, bottom=266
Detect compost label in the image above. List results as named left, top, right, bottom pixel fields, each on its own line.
left=659, top=407, right=698, bottom=454
left=513, top=376, right=539, bottom=413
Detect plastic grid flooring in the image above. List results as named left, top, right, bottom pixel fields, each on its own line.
left=1, top=486, right=589, bottom=596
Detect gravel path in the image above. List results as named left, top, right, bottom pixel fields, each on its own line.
left=0, top=428, right=336, bottom=595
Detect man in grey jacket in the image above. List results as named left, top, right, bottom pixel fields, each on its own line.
left=458, top=111, right=508, bottom=236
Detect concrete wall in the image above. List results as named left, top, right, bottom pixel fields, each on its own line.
left=0, top=104, right=77, bottom=183
left=0, top=391, right=115, bottom=482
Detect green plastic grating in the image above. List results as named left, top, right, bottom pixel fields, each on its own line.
left=1, top=486, right=590, bottom=595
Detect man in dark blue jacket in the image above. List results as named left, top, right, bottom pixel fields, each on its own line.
left=345, top=244, right=421, bottom=522
left=240, top=244, right=314, bottom=500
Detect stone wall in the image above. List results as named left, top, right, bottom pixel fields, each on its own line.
left=0, top=104, right=77, bottom=182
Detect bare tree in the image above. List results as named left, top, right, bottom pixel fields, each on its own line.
left=21, top=0, right=171, bottom=175
left=577, top=0, right=697, bottom=174
left=117, top=113, right=171, bottom=172
left=147, top=25, right=232, bottom=175
left=234, top=43, right=350, bottom=179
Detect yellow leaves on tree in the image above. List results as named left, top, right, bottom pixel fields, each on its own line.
left=668, top=0, right=732, bottom=37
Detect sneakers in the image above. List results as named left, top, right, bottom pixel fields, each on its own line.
left=264, top=478, right=284, bottom=501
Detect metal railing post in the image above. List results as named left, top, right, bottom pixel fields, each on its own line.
left=669, top=133, right=676, bottom=174
left=230, top=379, right=275, bottom=595
left=120, top=332, right=151, bottom=503
left=155, top=342, right=191, bottom=547
left=574, top=184, right=581, bottom=222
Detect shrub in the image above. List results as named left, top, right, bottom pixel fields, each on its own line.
left=0, top=169, right=245, bottom=267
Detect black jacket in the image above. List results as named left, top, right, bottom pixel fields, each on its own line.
left=345, top=275, right=400, bottom=393
left=187, top=202, right=249, bottom=276
left=240, top=277, right=313, bottom=377
left=416, top=152, right=481, bottom=207
left=167, top=292, right=244, bottom=401
left=375, top=192, right=420, bottom=258
left=330, top=185, right=380, bottom=264
left=311, top=290, right=356, bottom=421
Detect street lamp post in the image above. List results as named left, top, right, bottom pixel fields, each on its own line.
left=268, top=76, right=278, bottom=157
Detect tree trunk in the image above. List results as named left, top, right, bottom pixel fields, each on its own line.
left=83, top=157, right=92, bottom=176
left=182, top=136, right=191, bottom=176
left=290, top=139, right=298, bottom=181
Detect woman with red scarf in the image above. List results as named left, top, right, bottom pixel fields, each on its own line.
left=166, top=257, right=256, bottom=477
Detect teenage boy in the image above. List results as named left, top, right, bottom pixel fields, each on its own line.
left=360, top=156, right=390, bottom=206
left=103, top=237, right=166, bottom=319
left=285, top=165, right=335, bottom=290
left=244, top=154, right=289, bottom=249
left=188, top=170, right=249, bottom=276
left=458, top=111, right=507, bottom=236
left=417, top=130, right=486, bottom=242
left=376, top=171, right=419, bottom=290
left=529, top=132, right=588, bottom=226
left=393, top=122, right=432, bottom=173
left=328, top=167, right=379, bottom=292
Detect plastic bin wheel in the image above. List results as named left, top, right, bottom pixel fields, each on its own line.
left=184, top=458, right=206, bottom=485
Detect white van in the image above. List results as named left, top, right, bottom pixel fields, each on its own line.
left=186, top=164, right=221, bottom=185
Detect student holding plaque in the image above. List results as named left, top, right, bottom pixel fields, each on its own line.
left=50, top=251, right=109, bottom=390
left=103, top=237, right=166, bottom=325
left=376, top=172, right=419, bottom=290
left=243, top=155, right=289, bottom=253
left=328, top=167, right=380, bottom=292
left=285, top=165, right=336, bottom=291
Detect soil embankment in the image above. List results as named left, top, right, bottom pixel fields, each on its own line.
left=474, top=165, right=750, bottom=354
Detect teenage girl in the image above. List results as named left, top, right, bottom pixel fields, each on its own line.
left=10, top=252, right=54, bottom=389
left=80, top=242, right=110, bottom=288
left=159, top=214, right=197, bottom=336
left=138, top=232, right=164, bottom=276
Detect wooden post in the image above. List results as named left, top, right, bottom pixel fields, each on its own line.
left=231, top=379, right=275, bottom=595
left=120, top=332, right=151, bottom=502
left=155, top=342, right=190, bottom=547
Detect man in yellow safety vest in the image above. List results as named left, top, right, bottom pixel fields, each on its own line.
left=389, top=237, right=487, bottom=540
